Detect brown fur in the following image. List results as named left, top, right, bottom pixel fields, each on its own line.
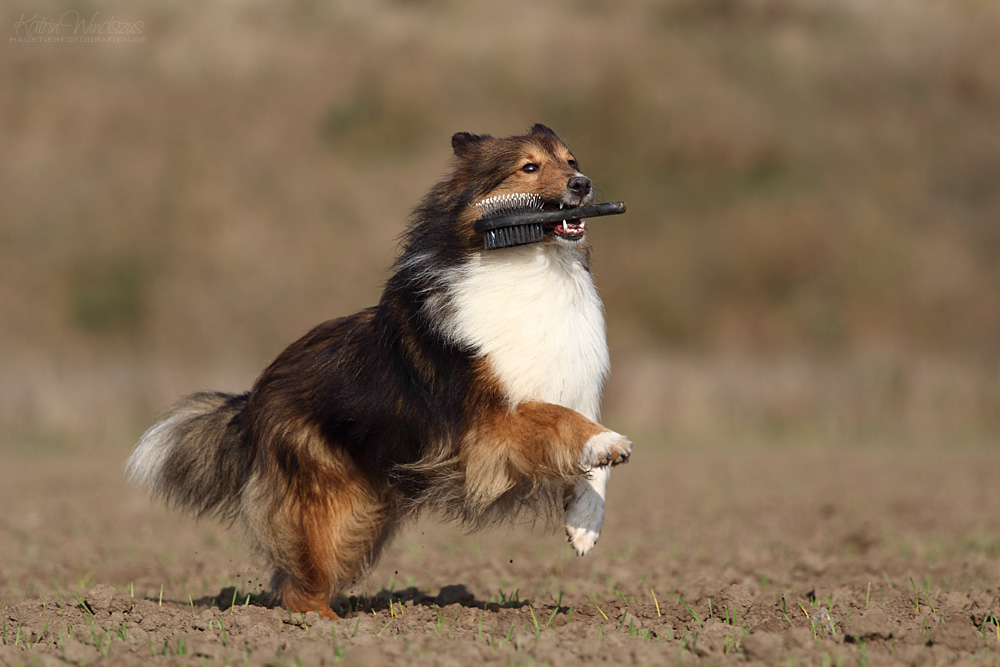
left=461, top=401, right=607, bottom=513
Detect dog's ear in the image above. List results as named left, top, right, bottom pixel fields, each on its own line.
left=530, top=123, right=559, bottom=140
left=452, top=132, right=488, bottom=157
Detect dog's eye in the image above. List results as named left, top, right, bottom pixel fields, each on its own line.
left=568, top=159, right=578, bottom=170
left=521, top=163, right=539, bottom=173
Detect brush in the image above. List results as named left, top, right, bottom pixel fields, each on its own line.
left=473, top=193, right=627, bottom=250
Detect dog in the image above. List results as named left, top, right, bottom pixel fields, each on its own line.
left=127, top=123, right=632, bottom=619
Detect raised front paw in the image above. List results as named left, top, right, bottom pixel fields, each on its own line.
left=581, top=430, right=632, bottom=469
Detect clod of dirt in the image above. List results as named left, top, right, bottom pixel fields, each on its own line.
left=783, top=627, right=814, bottom=650
left=752, top=616, right=792, bottom=634
left=191, top=608, right=217, bottom=630
left=693, top=619, right=736, bottom=656
left=227, top=605, right=284, bottom=636
left=843, top=607, right=895, bottom=642
left=61, top=635, right=99, bottom=664
left=741, top=631, right=784, bottom=661
left=926, top=620, right=986, bottom=652
left=84, top=583, right=134, bottom=615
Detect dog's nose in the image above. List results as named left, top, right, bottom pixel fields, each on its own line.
left=567, top=175, right=592, bottom=197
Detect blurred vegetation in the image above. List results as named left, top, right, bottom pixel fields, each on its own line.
left=1, top=0, right=998, bottom=447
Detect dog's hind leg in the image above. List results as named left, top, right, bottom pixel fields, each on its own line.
left=245, top=460, right=390, bottom=620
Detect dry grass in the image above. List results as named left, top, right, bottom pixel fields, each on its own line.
left=2, top=0, right=999, bottom=447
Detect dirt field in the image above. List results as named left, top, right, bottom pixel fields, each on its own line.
left=2, top=433, right=998, bottom=665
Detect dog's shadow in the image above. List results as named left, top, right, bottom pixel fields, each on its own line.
left=334, top=584, right=534, bottom=617
left=203, top=583, right=537, bottom=618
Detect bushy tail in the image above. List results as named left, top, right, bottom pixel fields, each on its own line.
left=127, top=391, right=250, bottom=522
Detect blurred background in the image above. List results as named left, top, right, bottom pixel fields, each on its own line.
left=2, top=0, right=998, bottom=456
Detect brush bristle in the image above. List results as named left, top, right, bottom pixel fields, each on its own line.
left=475, top=193, right=542, bottom=219
left=475, top=193, right=544, bottom=249
left=482, top=224, right=545, bottom=250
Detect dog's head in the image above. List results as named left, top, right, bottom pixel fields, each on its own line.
left=452, top=124, right=594, bottom=245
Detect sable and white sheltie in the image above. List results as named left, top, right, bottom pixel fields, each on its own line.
left=127, top=123, right=632, bottom=619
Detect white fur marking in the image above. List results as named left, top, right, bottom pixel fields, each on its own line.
left=126, top=412, right=186, bottom=490
left=567, top=432, right=630, bottom=555
left=565, top=466, right=610, bottom=556
left=580, top=430, right=632, bottom=468
left=437, top=244, right=609, bottom=419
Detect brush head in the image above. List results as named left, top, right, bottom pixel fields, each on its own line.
left=472, top=195, right=627, bottom=250
left=474, top=194, right=545, bottom=250
left=481, top=224, right=546, bottom=250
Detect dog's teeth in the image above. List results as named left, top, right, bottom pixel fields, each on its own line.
left=580, top=220, right=586, bottom=229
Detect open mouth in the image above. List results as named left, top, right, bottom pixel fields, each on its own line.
left=543, top=202, right=587, bottom=240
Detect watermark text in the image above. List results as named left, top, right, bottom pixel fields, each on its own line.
left=11, top=12, right=146, bottom=43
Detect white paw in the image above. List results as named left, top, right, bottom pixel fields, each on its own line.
left=565, top=492, right=603, bottom=555
left=580, top=431, right=632, bottom=469
left=564, top=467, right=610, bottom=556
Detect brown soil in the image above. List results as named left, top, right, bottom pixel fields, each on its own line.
left=2, top=441, right=998, bottom=665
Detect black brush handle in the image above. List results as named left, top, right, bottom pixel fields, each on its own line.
left=473, top=201, right=626, bottom=233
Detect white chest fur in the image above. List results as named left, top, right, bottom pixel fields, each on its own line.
left=438, top=244, right=609, bottom=421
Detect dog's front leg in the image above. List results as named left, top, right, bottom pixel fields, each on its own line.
left=564, top=464, right=610, bottom=556
left=461, top=401, right=630, bottom=518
